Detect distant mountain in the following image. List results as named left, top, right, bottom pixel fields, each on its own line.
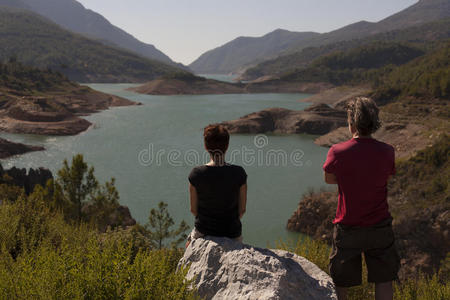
left=0, top=0, right=186, bottom=69
left=189, top=29, right=320, bottom=74
left=242, top=18, right=450, bottom=80
left=0, top=7, right=185, bottom=83
left=190, top=0, right=450, bottom=75
left=285, top=0, right=450, bottom=52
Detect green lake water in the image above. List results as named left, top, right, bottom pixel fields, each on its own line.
left=0, top=83, right=330, bottom=247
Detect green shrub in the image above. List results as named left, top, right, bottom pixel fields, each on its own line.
left=390, top=134, right=449, bottom=207
left=0, top=156, right=198, bottom=299
left=0, top=196, right=198, bottom=299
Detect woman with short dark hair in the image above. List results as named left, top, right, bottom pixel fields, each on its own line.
left=323, top=97, right=400, bottom=300
left=186, top=124, right=247, bottom=246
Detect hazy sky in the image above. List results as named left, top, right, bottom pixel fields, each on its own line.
left=76, top=0, right=418, bottom=65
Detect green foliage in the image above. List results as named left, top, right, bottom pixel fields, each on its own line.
left=276, top=236, right=330, bottom=272
left=0, top=182, right=24, bottom=203
left=0, top=60, right=73, bottom=92
left=373, top=41, right=450, bottom=100
left=393, top=273, right=450, bottom=300
left=0, top=159, right=199, bottom=299
left=277, top=39, right=450, bottom=106
left=313, top=43, right=424, bottom=70
left=0, top=7, right=185, bottom=82
left=50, top=154, right=124, bottom=231
left=0, top=209, right=197, bottom=299
left=145, top=202, right=190, bottom=250
left=390, top=134, right=449, bottom=207
left=280, top=42, right=425, bottom=85
left=55, top=154, right=98, bottom=221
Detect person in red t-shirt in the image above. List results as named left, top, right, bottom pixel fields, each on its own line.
left=323, top=97, right=400, bottom=300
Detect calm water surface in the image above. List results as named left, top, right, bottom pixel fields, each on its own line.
left=0, top=84, right=329, bottom=247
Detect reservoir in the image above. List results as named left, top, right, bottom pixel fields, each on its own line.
left=0, top=83, right=330, bottom=247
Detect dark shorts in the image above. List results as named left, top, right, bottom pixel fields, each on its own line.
left=329, top=218, right=400, bottom=287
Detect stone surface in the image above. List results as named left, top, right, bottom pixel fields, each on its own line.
left=287, top=191, right=337, bottom=241
left=178, top=237, right=337, bottom=300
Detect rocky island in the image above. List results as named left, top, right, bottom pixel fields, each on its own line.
left=220, top=103, right=347, bottom=135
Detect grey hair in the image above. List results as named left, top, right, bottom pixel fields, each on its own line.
left=347, top=97, right=381, bottom=136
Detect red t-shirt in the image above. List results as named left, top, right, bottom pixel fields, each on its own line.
left=323, top=138, right=395, bottom=226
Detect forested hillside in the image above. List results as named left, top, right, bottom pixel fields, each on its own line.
left=278, top=42, right=426, bottom=84
left=8, top=0, right=186, bottom=69
left=373, top=41, right=450, bottom=100
left=0, top=7, right=186, bottom=83
left=0, top=59, right=75, bottom=93
left=269, top=39, right=449, bottom=105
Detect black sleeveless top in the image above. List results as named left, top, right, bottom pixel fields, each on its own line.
left=188, top=164, right=247, bottom=238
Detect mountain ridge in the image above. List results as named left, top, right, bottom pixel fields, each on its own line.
left=242, top=18, right=450, bottom=80
left=0, top=7, right=185, bottom=83
left=190, top=0, right=450, bottom=74
left=189, top=29, right=320, bottom=74
left=0, top=0, right=187, bottom=69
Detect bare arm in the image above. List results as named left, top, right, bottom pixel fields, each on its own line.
left=239, top=184, right=247, bottom=219
left=189, top=183, right=198, bottom=217
left=324, top=172, right=338, bottom=184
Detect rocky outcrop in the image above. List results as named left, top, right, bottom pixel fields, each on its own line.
left=178, top=237, right=337, bottom=300
left=287, top=191, right=337, bottom=241
left=0, top=138, right=44, bottom=159
left=0, top=165, right=53, bottom=194
left=0, top=89, right=139, bottom=136
left=221, top=103, right=347, bottom=135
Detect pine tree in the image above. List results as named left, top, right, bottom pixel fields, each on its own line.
left=55, top=154, right=98, bottom=221
left=145, top=202, right=189, bottom=249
